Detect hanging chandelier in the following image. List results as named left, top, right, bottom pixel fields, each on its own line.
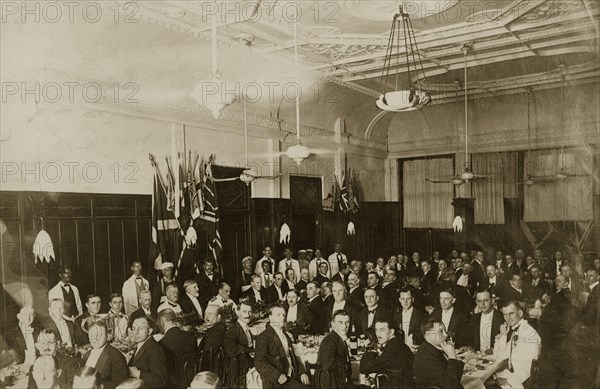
left=376, top=5, right=431, bottom=112
left=189, top=2, right=235, bottom=119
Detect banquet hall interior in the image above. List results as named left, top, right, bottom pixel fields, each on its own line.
left=1, top=1, right=599, bottom=388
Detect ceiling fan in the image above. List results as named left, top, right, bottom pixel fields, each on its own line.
left=426, top=44, right=486, bottom=186
left=208, top=34, right=282, bottom=186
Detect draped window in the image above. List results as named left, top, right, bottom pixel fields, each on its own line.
left=472, top=152, right=518, bottom=225
left=403, top=158, right=454, bottom=228
left=524, top=147, right=593, bottom=221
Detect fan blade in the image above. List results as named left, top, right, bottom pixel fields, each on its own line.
left=255, top=174, right=283, bottom=180
left=309, top=148, right=337, bottom=156
left=208, top=176, right=240, bottom=182
left=425, top=178, right=453, bottom=184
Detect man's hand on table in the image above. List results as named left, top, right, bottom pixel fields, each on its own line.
left=277, top=374, right=288, bottom=384
left=300, top=373, right=309, bottom=385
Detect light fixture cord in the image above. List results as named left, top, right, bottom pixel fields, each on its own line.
left=294, top=6, right=300, bottom=144
left=243, top=41, right=248, bottom=167
left=211, top=1, right=218, bottom=75
left=464, top=48, right=469, bottom=168
left=401, top=7, right=411, bottom=87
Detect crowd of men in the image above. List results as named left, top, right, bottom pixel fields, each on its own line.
left=1, top=244, right=599, bottom=389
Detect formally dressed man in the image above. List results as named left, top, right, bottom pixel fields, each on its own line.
left=583, top=268, right=600, bottom=326
left=346, top=273, right=366, bottom=313
left=483, top=264, right=506, bottom=298
left=33, top=329, right=80, bottom=388
left=308, top=248, right=329, bottom=280
left=48, top=266, right=83, bottom=320
left=284, top=267, right=298, bottom=292
left=379, top=268, right=399, bottom=314
left=199, top=304, right=226, bottom=372
left=465, top=289, right=503, bottom=353
left=8, top=306, right=39, bottom=364
left=72, top=366, right=103, bottom=389
left=325, top=282, right=355, bottom=324
left=435, top=259, right=453, bottom=283
left=278, top=247, right=301, bottom=281
left=502, top=274, right=526, bottom=303
left=266, top=272, right=287, bottom=304
left=523, top=265, right=549, bottom=302
left=297, top=250, right=310, bottom=271
left=156, top=284, right=182, bottom=314
left=255, top=245, right=276, bottom=276
left=316, top=310, right=353, bottom=389
left=243, top=274, right=268, bottom=304
left=224, top=301, right=255, bottom=389
left=128, top=317, right=167, bottom=389
left=359, top=319, right=415, bottom=389
left=421, top=261, right=437, bottom=294
left=254, top=305, right=309, bottom=388
left=392, top=288, right=426, bottom=348
left=295, top=268, right=310, bottom=291
left=454, top=263, right=478, bottom=296
left=331, top=263, right=350, bottom=284
left=43, top=298, right=76, bottom=347
left=107, top=293, right=129, bottom=341
left=471, top=251, right=487, bottom=286
left=502, top=255, right=521, bottom=278
left=195, top=260, right=222, bottom=308
left=151, top=262, right=177, bottom=312
left=306, top=281, right=325, bottom=334
left=314, top=262, right=331, bottom=286
left=31, top=355, right=63, bottom=389
left=208, top=282, right=238, bottom=310
left=327, top=243, right=347, bottom=278
left=128, top=290, right=156, bottom=327
left=354, top=289, right=389, bottom=335
left=179, top=280, right=204, bottom=318
left=413, top=317, right=464, bottom=389
left=366, top=272, right=380, bottom=291
left=430, top=288, right=468, bottom=347
left=82, top=321, right=127, bottom=389
left=260, top=261, right=275, bottom=289
left=283, top=289, right=309, bottom=330
left=493, top=301, right=541, bottom=389
left=237, top=256, right=255, bottom=297
left=122, top=260, right=150, bottom=316
left=156, top=309, right=197, bottom=389
left=74, top=294, right=103, bottom=345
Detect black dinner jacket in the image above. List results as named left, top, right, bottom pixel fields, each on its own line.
left=296, top=279, right=308, bottom=291
left=392, top=307, right=427, bottom=339
left=583, top=283, right=600, bottom=327
left=354, top=306, right=390, bottom=335
left=194, top=271, right=222, bottom=307
left=465, top=309, right=504, bottom=351
left=74, top=311, right=92, bottom=345
left=26, top=352, right=80, bottom=389
left=359, top=336, right=415, bottom=389
left=316, top=330, right=352, bottom=389
left=430, top=307, right=469, bottom=348
left=324, top=300, right=356, bottom=326
left=254, top=325, right=306, bottom=389
left=313, top=273, right=330, bottom=286
left=283, top=302, right=310, bottom=330
left=42, top=317, right=76, bottom=346
left=128, top=337, right=167, bottom=389
left=82, top=344, right=128, bottom=389
left=242, top=287, right=268, bottom=305
left=128, top=306, right=157, bottom=328
left=413, top=341, right=465, bottom=389
left=159, top=326, right=198, bottom=389
left=179, top=293, right=203, bottom=317
left=223, top=320, right=254, bottom=369
left=306, top=296, right=325, bottom=334
left=347, top=286, right=366, bottom=313
left=265, top=284, right=285, bottom=304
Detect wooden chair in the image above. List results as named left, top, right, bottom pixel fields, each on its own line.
left=375, top=368, right=405, bottom=389
left=524, top=359, right=540, bottom=389
left=175, top=353, right=200, bottom=389
left=304, top=361, right=332, bottom=389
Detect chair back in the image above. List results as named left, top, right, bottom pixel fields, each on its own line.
left=176, top=353, right=200, bottom=389
left=305, top=361, right=332, bottom=389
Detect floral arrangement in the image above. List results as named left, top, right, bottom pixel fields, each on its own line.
left=284, top=321, right=309, bottom=343
left=111, top=335, right=137, bottom=356
left=57, top=342, right=80, bottom=359
left=218, top=304, right=238, bottom=328
left=0, top=349, right=22, bottom=387
left=246, top=299, right=269, bottom=326
left=176, top=311, right=204, bottom=330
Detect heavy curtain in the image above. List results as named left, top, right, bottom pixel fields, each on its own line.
left=403, top=157, right=454, bottom=228
left=524, top=147, right=593, bottom=221
left=472, top=152, right=518, bottom=225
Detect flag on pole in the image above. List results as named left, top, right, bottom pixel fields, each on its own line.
left=165, top=157, right=176, bottom=214
left=178, top=154, right=191, bottom=230
left=149, top=154, right=179, bottom=270
left=190, top=154, right=204, bottom=220
left=347, top=169, right=360, bottom=213
left=199, top=155, right=222, bottom=271
left=322, top=176, right=341, bottom=212
left=339, top=173, right=349, bottom=212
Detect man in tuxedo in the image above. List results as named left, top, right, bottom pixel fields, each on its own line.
left=325, top=282, right=355, bottom=325
left=254, top=305, right=309, bottom=388
left=523, top=265, right=549, bottom=302
left=8, top=306, right=39, bottom=364
left=151, top=262, right=177, bottom=312
left=366, top=272, right=380, bottom=291
left=327, top=243, right=347, bottom=278
left=471, top=251, right=487, bottom=286
left=237, top=256, right=255, bottom=298
left=354, top=288, right=389, bottom=335
left=331, top=263, right=350, bottom=284
left=278, top=247, right=301, bottom=281
left=305, top=282, right=325, bottom=334
left=430, top=288, right=468, bottom=347
left=583, top=268, right=600, bottom=326
left=72, top=366, right=103, bottom=389
left=297, top=250, right=310, bottom=271
left=107, top=293, right=129, bottom=341
left=82, top=321, right=127, bottom=389
left=128, top=317, right=167, bottom=389
left=255, top=245, right=276, bottom=276
left=224, top=301, right=255, bottom=388
left=545, top=250, right=565, bottom=279
left=31, top=355, right=63, bottom=389
left=179, top=280, right=204, bottom=318
left=43, top=298, right=76, bottom=348
left=346, top=273, right=365, bottom=313
left=359, top=319, right=415, bottom=389
left=199, top=304, right=226, bottom=371
left=465, top=289, right=503, bottom=353
left=243, top=274, right=268, bottom=304
left=128, top=290, right=156, bottom=328
left=413, top=317, right=464, bottom=389
left=502, top=254, right=521, bottom=278
left=314, top=262, right=331, bottom=286
left=266, top=272, right=287, bottom=304
left=48, top=266, right=83, bottom=320
left=284, top=289, right=309, bottom=330
left=34, top=329, right=80, bottom=388
left=156, top=309, right=197, bottom=389
left=392, top=287, right=426, bottom=348
left=421, top=260, right=437, bottom=294
left=75, top=294, right=102, bottom=345
left=156, top=284, right=182, bottom=314
left=483, top=264, right=506, bottom=298
left=379, top=268, right=399, bottom=314
left=435, top=259, right=453, bottom=283
left=406, top=252, right=421, bottom=275
left=284, top=267, right=298, bottom=292
left=295, top=268, right=310, bottom=291
left=502, top=274, right=526, bottom=303
left=195, top=260, right=222, bottom=308
left=122, top=260, right=150, bottom=316
left=316, top=310, right=354, bottom=389
left=308, top=248, right=329, bottom=280
left=208, top=282, right=238, bottom=310
left=454, top=262, right=478, bottom=296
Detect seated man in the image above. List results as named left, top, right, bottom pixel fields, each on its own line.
left=254, top=305, right=309, bottom=388
left=316, top=310, right=354, bottom=389
left=284, top=289, right=309, bottom=330
left=157, top=309, right=198, bottom=389
left=242, top=274, right=267, bottom=304
left=430, top=287, right=468, bottom=347
left=208, top=282, right=238, bottom=310
left=325, top=282, right=356, bottom=324
left=82, top=321, right=127, bottom=389
left=305, top=281, right=325, bottom=334
left=223, top=301, right=255, bottom=388
left=128, top=290, right=156, bottom=327
left=359, top=319, right=415, bottom=389
left=156, top=284, right=182, bottom=314
left=108, top=293, right=129, bottom=341
left=354, top=288, right=389, bottom=335
left=392, top=287, right=427, bottom=348
left=266, top=272, right=287, bottom=304
left=43, top=298, right=75, bottom=348
left=465, top=289, right=503, bottom=354
left=178, top=280, right=204, bottom=318
left=314, top=262, right=331, bottom=286
left=128, top=317, right=167, bottom=389
left=413, top=317, right=464, bottom=389
left=33, top=329, right=80, bottom=388
left=296, top=268, right=310, bottom=291
left=199, top=304, right=226, bottom=372
left=72, top=366, right=103, bottom=389
left=189, top=372, right=222, bottom=389
left=493, top=301, right=541, bottom=389
left=75, top=294, right=103, bottom=345
left=115, top=378, right=147, bottom=389
left=31, top=355, right=62, bottom=389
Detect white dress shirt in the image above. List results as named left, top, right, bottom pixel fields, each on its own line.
left=286, top=305, right=298, bottom=322
left=157, top=300, right=182, bottom=314
left=401, top=307, right=413, bottom=336
left=54, top=317, right=73, bottom=347
left=441, top=307, right=454, bottom=331
left=332, top=301, right=346, bottom=314
left=85, top=344, right=107, bottom=367
left=253, top=288, right=263, bottom=302
left=479, top=311, right=494, bottom=352
left=187, top=293, right=203, bottom=317
left=275, top=286, right=284, bottom=300
left=273, top=327, right=293, bottom=376
left=457, top=273, right=469, bottom=287
left=367, top=307, right=377, bottom=328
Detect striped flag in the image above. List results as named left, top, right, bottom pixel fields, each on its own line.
left=199, top=155, right=222, bottom=271
left=347, top=169, right=360, bottom=213
left=339, top=173, right=349, bottom=212
left=149, top=155, right=179, bottom=270
left=190, top=155, right=204, bottom=220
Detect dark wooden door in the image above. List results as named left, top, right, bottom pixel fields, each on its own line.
left=290, top=176, right=322, bottom=251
